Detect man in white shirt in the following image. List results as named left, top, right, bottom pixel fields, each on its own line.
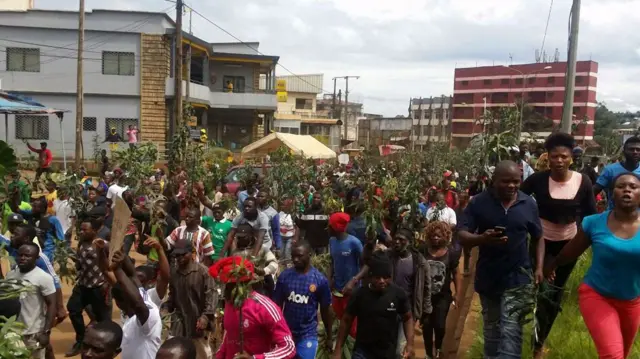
left=110, top=249, right=162, bottom=359
left=53, top=187, right=74, bottom=236
left=425, top=193, right=457, bottom=228
left=105, top=170, right=128, bottom=208
left=6, top=242, right=56, bottom=359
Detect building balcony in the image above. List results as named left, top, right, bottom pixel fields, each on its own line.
left=165, top=78, right=277, bottom=111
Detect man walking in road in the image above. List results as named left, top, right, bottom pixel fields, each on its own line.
left=458, top=160, right=543, bottom=359
left=7, top=243, right=57, bottom=359
left=26, top=141, right=53, bottom=181
left=274, top=241, right=333, bottom=359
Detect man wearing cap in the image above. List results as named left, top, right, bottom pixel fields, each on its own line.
left=328, top=212, right=363, bottom=338
left=211, top=256, right=296, bottom=359
left=26, top=141, right=53, bottom=181
left=167, top=239, right=217, bottom=359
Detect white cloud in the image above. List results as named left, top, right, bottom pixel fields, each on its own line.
left=33, top=0, right=640, bottom=116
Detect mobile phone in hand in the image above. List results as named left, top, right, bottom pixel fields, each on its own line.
left=494, top=226, right=506, bottom=234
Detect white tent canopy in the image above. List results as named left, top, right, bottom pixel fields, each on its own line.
left=242, top=132, right=336, bottom=159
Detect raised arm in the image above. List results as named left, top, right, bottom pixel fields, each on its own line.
left=111, top=250, right=149, bottom=324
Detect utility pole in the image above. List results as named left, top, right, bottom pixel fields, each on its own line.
left=185, top=7, right=191, bottom=102
left=331, top=78, right=337, bottom=119
left=343, top=76, right=360, bottom=140
left=561, top=0, right=581, bottom=134
left=174, top=0, right=184, bottom=127
left=74, top=0, right=85, bottom=168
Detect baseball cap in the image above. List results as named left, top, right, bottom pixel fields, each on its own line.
left=171, top=240, right=195, bottom=256
left=7, top=213, right=24, bottom=223
left=88, top=206, right=107, bottom=218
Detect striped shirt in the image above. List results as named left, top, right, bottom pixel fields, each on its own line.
left=165, top=226, right=214, bottom=263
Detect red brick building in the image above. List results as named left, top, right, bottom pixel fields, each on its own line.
left=451, top=61, right=598, bottom=148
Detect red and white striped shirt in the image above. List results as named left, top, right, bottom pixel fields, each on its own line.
left=165, top=226, right=214, bottom=263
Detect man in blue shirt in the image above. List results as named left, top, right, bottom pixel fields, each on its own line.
left=273, top=241, right=332, bottom=359
left=328, top=212, right=363, bottom=339
left=22, top=196, right=65, bottom=262
left=237, top=178, right=258, bottom=211
left=594, top=136, right=640, bottom=209
left=458, top=161, right=544, bottom=359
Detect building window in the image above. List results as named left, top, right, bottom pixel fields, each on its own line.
left=83, top=117, right=97, bottom=131
left=576, top=76, right=584, bottom=84
left=547, top=76, right=556, bottom=84
left=573, top=107, right=579, bottom=115
left=295, top=98, right=313, bottom=110
left=275, top=127, right=299, bottom=135
left=483, top=79, right=492, bottom=85
left=222, top=76, right=246, bottom=93
left=102, top=51, right=135, bottom=76
left=6, top=47, right=40, bottom=72
left=515, top=78, right=523, bottom=85
left=461, top=80, right=469, bottom=86
left=15, top=115, right=49, bottom=139
left=501, top=79, right=509, bottom=85
left=528, top=77, right=535, bottom=84
left=105, top=118, right=138, bottom=141
left=412, top=125, right=421, bottom=136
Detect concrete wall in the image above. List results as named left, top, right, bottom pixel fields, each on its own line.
left=0, top=26, right=141, bottom=96
left=277, top=91, right=317, bottom=114
left=3, top=94, right=140, bottom=157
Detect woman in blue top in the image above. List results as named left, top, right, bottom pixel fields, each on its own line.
left=545, top=172, right=640, bottom=359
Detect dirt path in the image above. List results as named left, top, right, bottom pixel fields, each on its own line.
left=458, top=293, right=481, bottom=357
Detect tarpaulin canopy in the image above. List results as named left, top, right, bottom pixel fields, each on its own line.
left=0, top=91, right=68, bottom=115
left=242, top=132, right=337, bottom=159
left=1, top=91, right=71, bottom=169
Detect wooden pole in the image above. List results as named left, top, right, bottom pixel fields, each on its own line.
left=74, top=0, right=85, bottom=168
left=174, top=0, right=184, bottom=127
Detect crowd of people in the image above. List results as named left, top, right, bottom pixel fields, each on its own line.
left=0, top=132, right=639, bottom=359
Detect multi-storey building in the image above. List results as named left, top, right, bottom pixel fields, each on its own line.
left=271, top=74, right=341, bottom=151
left=0, top=7, right=278, bottom=156
left=410, top=96, right=453, bottom=150
left=451, top=61, right=598, bottom=148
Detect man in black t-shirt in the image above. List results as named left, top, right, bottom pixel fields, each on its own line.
left=333, top=252, right=415, bottom=359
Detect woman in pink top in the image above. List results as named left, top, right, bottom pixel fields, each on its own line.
left=521, top=133, right=597, bottom=358
left=126, top=125, right=139, bottom=149
left=210, top=257, right=296, bottom=359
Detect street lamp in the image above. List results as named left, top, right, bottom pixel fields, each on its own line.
left=502, top=65, right=552, bottom=139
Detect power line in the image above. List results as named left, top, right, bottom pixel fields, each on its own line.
left=187, top=6, right=331, bottom=94
left=540, top=0, right=554, bottom=55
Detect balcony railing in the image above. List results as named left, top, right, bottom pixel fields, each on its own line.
left=165, top=79, right=277, bottom=110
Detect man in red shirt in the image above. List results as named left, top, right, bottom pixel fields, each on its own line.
left=26, top=141, right=53, bottom=181
left=210, top=257, right=296, bottom=359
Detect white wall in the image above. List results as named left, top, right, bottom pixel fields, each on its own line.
left=3, top=94, right=141, bottom=157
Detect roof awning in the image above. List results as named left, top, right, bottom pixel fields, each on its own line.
left=300, top=118, right=339, bottom=125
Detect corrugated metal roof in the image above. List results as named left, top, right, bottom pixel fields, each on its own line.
left=276, top=74, right=324, bottom=94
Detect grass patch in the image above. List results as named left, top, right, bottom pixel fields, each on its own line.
left=465, top=252, right=640, bottom=358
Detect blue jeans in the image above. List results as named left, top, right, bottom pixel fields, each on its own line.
left=281, top=236, right=293, bottom=261
left=295, top=337, right=318, bottom=359
left=480, top=291, right=526, bottom=359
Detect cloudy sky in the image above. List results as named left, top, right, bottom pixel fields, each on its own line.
left=40, top=0, right=640, bottom=116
